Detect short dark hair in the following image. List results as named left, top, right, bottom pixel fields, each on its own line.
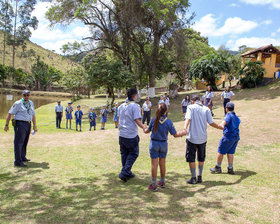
left=127, top=88, right=137, bottom=99
left=191, top=94, right=200, bottom=101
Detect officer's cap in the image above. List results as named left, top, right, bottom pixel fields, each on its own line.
left=226, top=102, right=234, bottom=110
left=57, top=100, right=61, bottom=103
left=115, top=102, right=118, bottom=105
left=146, top=97, right=149, bottom=100
left=103, top=104, right=106, bottom=107
left=22, top=90, right=30, bottom=95
left=91, top=108, right=95, bottom=110
left=77, top=105, right=80, bottom=108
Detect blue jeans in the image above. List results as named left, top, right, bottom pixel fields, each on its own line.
left=119, top=136, right=139, bottom=178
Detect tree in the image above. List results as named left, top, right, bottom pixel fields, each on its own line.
left=61, top=67, right=88, bottom=99
left=189, top=53, right=230, bottom=90
left=7, top=0, right=38, bottom=68
left=46, top=0, right=193, bottom=96
left=0, top=63, right=8, bottom=86
left=239, top=61, right=265, bottom=88
left=30, top=56, right=62, bottom=91
left=0, top=0, right=13, bottom=65
left=84, top=53, right=135, bottom=106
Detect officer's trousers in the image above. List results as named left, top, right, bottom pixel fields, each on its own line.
left=56, top=112, right=62, bottom=128
left=14, top=121, right=31, bottom=164
left=119, top=136, right=139, bottom=178
left=142, top=111, right=151, bottom=125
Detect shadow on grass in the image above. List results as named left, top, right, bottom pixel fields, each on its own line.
left=0, top=169, right=256, bottom=223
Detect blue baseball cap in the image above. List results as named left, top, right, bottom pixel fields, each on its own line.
left=91, top=108, right=95, bottom=110
left=226, top=102, right=234, bottom=110
left=22, top=90, right=30, bottom=95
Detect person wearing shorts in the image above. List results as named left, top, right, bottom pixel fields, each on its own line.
left=210, top=102, right=240, bottom=175
left=100, top=105, right=108, bottom=130
left=184, top=94, right=222, bottom=184
left=75, top=105, right=83, bottom=132
left=65, top=102, right=73, bottom=129
left=144, top=103, right=186, bottom=191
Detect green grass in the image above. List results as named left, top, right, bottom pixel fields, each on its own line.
left=0, top=82, right=280, bottom=223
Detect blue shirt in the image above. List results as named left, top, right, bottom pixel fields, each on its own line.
left=55, top=104, right=63, bottom=112
left=113, top=107, right=119, bottom=117
left=65, top=106, right=73, bottom=114
left=101, top=109, right=108, bottom=117
left=148, top=116, right=177, bottom=141
left=75, top=110, right=83, bottom=120
left=119, top=100, right=142, bottom=138
left=223, top=112, right=241, bottom=140
left=9, top=99, right=35, bottom=122
left=88, top=111, right=97, bottom=121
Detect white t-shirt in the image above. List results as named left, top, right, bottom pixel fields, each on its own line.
left=221, top=91, right=235, bottom=99
left=204, top=91, right=213, bottom=99
left=185, top=102, right=214, bottom=144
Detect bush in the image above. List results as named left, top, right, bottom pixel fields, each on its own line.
left=239, top=61, right=265, bottom=88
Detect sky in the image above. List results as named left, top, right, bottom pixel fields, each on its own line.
left=30, top=0, right=280, bottom=54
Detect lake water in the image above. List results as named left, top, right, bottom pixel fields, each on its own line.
left=0, top=93, right=64, bottom=119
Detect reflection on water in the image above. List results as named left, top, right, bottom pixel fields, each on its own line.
left=0, top=93, right=64, bottom=119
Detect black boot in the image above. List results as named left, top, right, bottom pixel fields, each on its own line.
left=228, top=167, right=235, bottom=175
left=210, top=165, right=222, bottom=173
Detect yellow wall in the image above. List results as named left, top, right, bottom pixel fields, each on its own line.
left=241, top=53, right=280, bottom=78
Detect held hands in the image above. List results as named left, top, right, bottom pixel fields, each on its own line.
left=181, top=129, right=187, bottom=136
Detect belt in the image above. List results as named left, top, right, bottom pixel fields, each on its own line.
left=16, top=120, right=31, bottom=124
left=151, top=139, right=167, bottom=142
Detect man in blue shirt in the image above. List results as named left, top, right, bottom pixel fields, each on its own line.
left=4, top=90, right=37, bottom=167
left=55, top=100, right=63, bottom=128
left=118, top=88, right=147, bottom=182
left=210, top=102, right=241, bottom=175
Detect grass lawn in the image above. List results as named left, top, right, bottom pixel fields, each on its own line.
left=0, top=82, right=279, bottom=223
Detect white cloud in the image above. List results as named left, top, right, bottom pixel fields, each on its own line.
left=30, top=2, right=91, bottom=54
left=277, top=28, right=280, bottom=32
left=262, top=20, right=273, bottom=25
left=230, top=3, right=239, bottom=7
left=193, top=14, right=258, bottom=37
left=227, top=37, right=280, bottom=50
left=239, top=0, right=280, bottom=9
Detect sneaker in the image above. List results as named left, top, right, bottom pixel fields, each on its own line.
left=187, top=177, right=197, bottom=184
left=148, top=184, right=158, bottom=192
left=157, top=182, right=166, bottom=188
left=210, top=165, right=222, bottom=173
left=197, top=176, right=202, bottom=183
left=228, top=168, right=235, bottom=175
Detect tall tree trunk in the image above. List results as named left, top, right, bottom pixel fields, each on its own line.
left=12, top=0, right=18, bottom=69
left=3, top=30, right=6, bottom=65
left=150, top=24, right=160, bottom=88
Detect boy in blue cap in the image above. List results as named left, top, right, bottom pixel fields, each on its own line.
left=100, top=104, right=108, bottom=130
left=65, top=102, right=73, bottom=129
left=210, top=102, right=241, bottom=175
left=75, top=105, right=83, bottom=132
left=88, top=108, right=97, bottom=131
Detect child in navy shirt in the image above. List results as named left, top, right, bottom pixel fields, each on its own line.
left=100, top=104, right=108, bottom=130
left=210, top=102, right=240, bottom=175
left=88, top=108, right=97, bottom=131
left=75, top=105, right=83, bottom=132
left=144, top=103, right=186, bottom=191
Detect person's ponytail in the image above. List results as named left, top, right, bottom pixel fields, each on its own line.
left=154, top=103, right=167, bottom=134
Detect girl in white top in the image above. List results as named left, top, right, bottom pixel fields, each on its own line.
left=204, top=86, right=214, bottom=115
left=221, top=86, right=235, bottom=115
left=181, top=95, right=191, bottom=117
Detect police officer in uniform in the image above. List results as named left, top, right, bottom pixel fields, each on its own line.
left=55, top=100, right=63, bottom=128
left=4, top=90, right=37, bottom=167
left=118, top=88, right=147, bottom=182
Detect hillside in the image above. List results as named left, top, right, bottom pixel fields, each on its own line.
left=0, top=31, right=77, bottom=74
